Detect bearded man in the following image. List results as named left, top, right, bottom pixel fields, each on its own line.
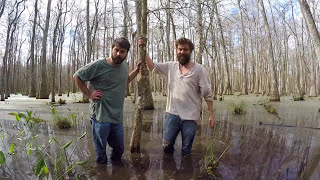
left=73, top=37, right=140, bottom=164
left=139, top=37, right=215, bottom=156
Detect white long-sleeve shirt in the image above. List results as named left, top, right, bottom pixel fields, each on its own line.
left=153, top=61, right=213, bottom=121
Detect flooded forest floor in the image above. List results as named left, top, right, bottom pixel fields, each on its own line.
left=0, top=93, right=320, bottom=180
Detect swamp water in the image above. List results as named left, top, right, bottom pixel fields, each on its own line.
left=0, top=94, right=319, bottom=180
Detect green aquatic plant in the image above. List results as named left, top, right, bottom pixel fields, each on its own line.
left=264, top=104, right=278, bottom=115
left=4, top=109, right=88, bottom=178
left=0, top=151, right=5, bottom=165
left=229, top=100, right=247, bottom=114
left=204, top=138, right=230, bottom=177
left=50, top=107, right=77, bottom=129
left=50, top=132, right=88, bottom=180
left=293, top=95, right=305, bottom=101
left=8, top=110, right=45, bottom=124
left=58, top=98, right=66, bottom=104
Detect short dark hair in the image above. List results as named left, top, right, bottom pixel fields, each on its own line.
left=175, top=37, right=194, bottom=51
left=112, top=37, right=130, bottom=52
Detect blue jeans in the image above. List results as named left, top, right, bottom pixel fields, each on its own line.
left=162, top=113, right=197, bottom=156
left=91, top=119, right=124, bottom=163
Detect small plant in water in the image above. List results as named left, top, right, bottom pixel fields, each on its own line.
left=58, top=98, right=66, bottom=104
left=204, top=138, right=230, bottom=178
left=51, top=107, right=76, bottom=129
left=293, top=95, right=305, bottom=101
left=229, top=101, right=246, bottom=114
left=264, top=104, right=278, bottom=115
left=4, top=110, right=88, bottom=179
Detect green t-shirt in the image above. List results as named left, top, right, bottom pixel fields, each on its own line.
left=74, top=58, right=128, bottom=123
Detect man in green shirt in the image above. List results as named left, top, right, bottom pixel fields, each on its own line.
left=73, top=37, right=140, bottom=163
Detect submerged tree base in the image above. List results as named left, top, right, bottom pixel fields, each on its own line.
left=130, top=107, right=143, bottom=153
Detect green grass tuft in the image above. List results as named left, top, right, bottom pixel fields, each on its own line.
left=229, top=101, right=246, bottom=114
left=58, top=98, right=66, bottom=104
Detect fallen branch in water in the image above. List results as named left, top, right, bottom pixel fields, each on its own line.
left=259, top=122, right=320, bottom=130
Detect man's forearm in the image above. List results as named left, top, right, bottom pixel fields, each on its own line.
left=146, top=54, right=155, bottom=71
left=73, top=76, right=91, bottom=97
left=127, top=69, right=139, bottom=84
left=206, top=100, right=214, bottom=116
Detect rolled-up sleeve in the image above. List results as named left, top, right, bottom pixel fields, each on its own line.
left=199, top=67, right=213, bottom=101
left=153, top=62, right=171, bottom=76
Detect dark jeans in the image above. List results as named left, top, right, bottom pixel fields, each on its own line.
left=162, top=113, right=197, bottom=156
left=91, top=119, right=124, bottom=163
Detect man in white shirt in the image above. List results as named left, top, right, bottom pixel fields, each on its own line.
left=139, top=37, right=215, bottom=156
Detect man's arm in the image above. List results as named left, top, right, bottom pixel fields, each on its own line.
left=138, top=37, right=154, bottom=71
left=206, top=100, right=215, bottom=127
left=127, top=62, right=141, bottom=85
left=145, top=54, right=155, bottom=71
left=73, top=75, right=103, bottom=100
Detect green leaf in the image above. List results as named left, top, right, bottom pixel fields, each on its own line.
left=43, top=165, right=49, bottom=174
left=78, top=132, right=87, bottom=140
left=62, top=139, right=74, bottom=149
left=18, top=113, right=27, bottom=119
left=67, top=165, right=73, bottom=173
left=54, top=159, right=58, bottom=173
left=15, top=114, right=21, bottom=122
left=32, top=135, right=39, bottom=139
left=30, top=117, right=45, bottom=123
left=51, top=108, right=56, bottom=115
left=49, top=137, right=59, bottom=144
left=9, top=144, right=15, bottom=155
left=28, top=142, right=32, bottom=155
left=25, top=117, right=30, bottom=123
left=34, top=157, right=49, bottom=177
left=1, top=133, right=3, bottom=141
left=8, top=112, right=17, bottom=116
left=71, top=113, right=76, bottom=120
left=27, top=110, right=33, bottom=118
left=0, top=151, right=6, bottom=165
left=75, top=161, right=88, bottom=166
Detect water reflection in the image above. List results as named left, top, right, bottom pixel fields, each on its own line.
left=0, top=95, right=320, bottom=179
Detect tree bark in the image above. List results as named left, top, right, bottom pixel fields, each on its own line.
left=195, top=0, right=204, bottom=64
left=135, top=0, right=154, bottom=110
left=238, top=0, right=248, bottom=95
left=39, top=0, right=52, bottom=99
left=130, top=0, right=152, bottom=153
left=29, top=0, right=38, bottom=97
left=298, top=0, right=320, bottom=97
left=51, top=1, right=62, bottom=103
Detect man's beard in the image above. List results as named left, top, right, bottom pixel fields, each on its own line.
left=177, top=54, right=191, bottom=65
left=111, top=55, right=126, bottom=64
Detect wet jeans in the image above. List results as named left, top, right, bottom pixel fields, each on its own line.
left=162, top=113, right=197, bottom=156
left=91, top=119, right=124, bottom=163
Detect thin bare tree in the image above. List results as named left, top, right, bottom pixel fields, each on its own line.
left=258, top=0, right=280, bottom=101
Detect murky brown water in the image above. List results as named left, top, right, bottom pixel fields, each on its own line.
left=0, top=94, right=320, bottom=179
